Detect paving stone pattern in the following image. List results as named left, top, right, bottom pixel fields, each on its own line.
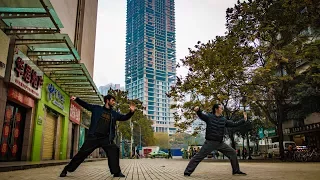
left=0, top=159, right=319, bottom=180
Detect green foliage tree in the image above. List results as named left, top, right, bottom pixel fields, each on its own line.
left=167, top=36, right=253, bottom=149
left=226, top=0, right=320, bottom=159
left=154, top=132, right=170, bottom=149
left=168, top=0, right=320, bottom=160
left=107, top=89, right=155, bottom=147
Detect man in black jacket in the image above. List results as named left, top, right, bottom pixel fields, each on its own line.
left=184, top=104, right=247, bottom=176
left=60, top=94, right=135, bottom=178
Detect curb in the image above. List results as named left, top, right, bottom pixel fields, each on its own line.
left=0, top=158, right=107, bottom=172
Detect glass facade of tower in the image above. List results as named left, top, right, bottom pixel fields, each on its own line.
left=125, top=0, right=176, bottom=134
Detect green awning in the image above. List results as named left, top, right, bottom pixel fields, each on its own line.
left=0, top=0, right=62, bottom=34
left=15, top=33, right=80, bottom=61
left=37, top=62, right=104, bottom=105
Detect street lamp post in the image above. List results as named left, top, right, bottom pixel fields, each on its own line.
left=130, top=119, right=133, bottom=158
left=242, top=95, right=252, bottom=160
left=135, top=123, right=142, bottom=149
left=132, top=122, right=142, bottom=152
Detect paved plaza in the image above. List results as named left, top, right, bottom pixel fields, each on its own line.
left=0, top=159, right=319, bottom=180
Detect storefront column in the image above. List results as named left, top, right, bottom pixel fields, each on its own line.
left=0, top=79, right=7, bottom=140
left=0, top=35, right=14, bottom=141
left=21, top=107, right=36, bottom=161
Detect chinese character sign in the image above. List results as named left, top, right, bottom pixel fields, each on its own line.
left=10, top=55, right=43, bottom=99
left=70, top=101, right=81, bottom=124
left=46, top=83, right=65, bottom=110
left=8, top=88, right=35, bottom=108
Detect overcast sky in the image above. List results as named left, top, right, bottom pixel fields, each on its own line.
left=93, top=0, right=238, bottom=87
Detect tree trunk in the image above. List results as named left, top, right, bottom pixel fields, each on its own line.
left=242, top=137, right=245, bottom=159
left=277, top=103, right=285, bottom=160
left=120, top=133, right=123, bottom=159
left=246, top=133, right=252, bottom=159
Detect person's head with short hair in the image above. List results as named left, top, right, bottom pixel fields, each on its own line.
left=212, top=103, right=223, bottom=116
left=104, top=94, right=116, bottom=108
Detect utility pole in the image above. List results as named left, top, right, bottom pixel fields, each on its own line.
left=130, top=119, right=133, bottom=158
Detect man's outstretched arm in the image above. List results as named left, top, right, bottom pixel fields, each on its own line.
left=194, top=106, right=210, bottom=122
left=72, top=96, right=94, bottom=111
left=116, top=101, right=136, bottom=121
left=225, top=112, right=248, bottom=127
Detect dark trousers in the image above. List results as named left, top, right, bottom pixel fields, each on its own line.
left=184, top=140, right=241, bottom=174
left=64, top=135, right=120, bottom=174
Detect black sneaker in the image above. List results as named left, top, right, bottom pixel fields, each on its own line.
left=184, top=172, right=191, bottom=176
left=114, top=172, right=125, bottom=177
left=59, top=169, right=68, bottom=177
left=233, top=171, right=247, bottom=176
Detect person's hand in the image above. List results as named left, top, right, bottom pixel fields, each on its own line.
left=70, top=96, right=76, bottom=101
left=194, top=106, right=200, bottom=112
left=243, top=112, right=247, bottom=121
left=129, top=101, right=136, bottom=112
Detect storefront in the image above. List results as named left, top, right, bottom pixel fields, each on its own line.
left=0, top=0, right=69, bottom=162
left=284, top=122, right=320, bottom=149
left=0, top=29, right=10, bottom=158
left=31, top=75, right=70, bottom=161
left=0, top=0, right=103, bottom=162
left=68, top=101, right=81, bottom=159
left=79, top=111, right=90, bottom=148
left=0, top=50, right=42, bottom=162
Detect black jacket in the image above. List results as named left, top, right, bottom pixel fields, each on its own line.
left=75, top=97, right=134, bottom=141
left=196, top=110, right=245, bottom=142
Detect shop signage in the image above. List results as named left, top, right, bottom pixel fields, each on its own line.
left=285, top=122, right=320, bottom=134
left=70, top=101, right=81, bottom=124
left=47, top=83, right=65, bottom=110
left=264, top=128, right=276, bottom=137
left=37, top=116, right=43, bottom=125
left=8, top=87, right=35, bottom=108
left=258, top=128, right=264, bottom=139
left=258, top=127, right=277, bottom=138
left=10, top=55, right=43, bottom=99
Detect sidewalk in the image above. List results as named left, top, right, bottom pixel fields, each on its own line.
left=1, top=159, right=320, bottom=180
left=173, top=156, right=283, bottom=163
left=0, top=158, right=107, bottom=172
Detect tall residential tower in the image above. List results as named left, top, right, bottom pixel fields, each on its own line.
left=125, top=0, right=176, bottom=134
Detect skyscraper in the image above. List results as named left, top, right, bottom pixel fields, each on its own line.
left=99, top=83, right=123, bottom=95
left=125, top=0, right=176, bottom=134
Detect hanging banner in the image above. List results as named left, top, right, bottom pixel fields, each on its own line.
left=8, top=87, right=35, bottom=108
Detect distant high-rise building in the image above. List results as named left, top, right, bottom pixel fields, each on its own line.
left=99, top=83, right=122, bottom=95
left=125, top=0, right=176, bottom=134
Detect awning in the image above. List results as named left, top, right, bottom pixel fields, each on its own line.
left=0, top=0, right=62, bottom=35
left=15, top=33, right=80, bottom=61
left=37, top=62, right=104, bottom=105
left=0, top=0, right=103, bottom=107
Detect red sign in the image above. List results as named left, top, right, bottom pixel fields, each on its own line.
left=3, top=125, right=10, bottom=137
left=69, top=101, right=81, bottom=124
left=8, top=87, right=35, bottom=108
left=10, top=55, right=43, bottom=99
left=1, top=143, right=8, bottom=156
left=5, top=106, right=13, bottom=122
left=14, top=128, right=19, bottom=138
